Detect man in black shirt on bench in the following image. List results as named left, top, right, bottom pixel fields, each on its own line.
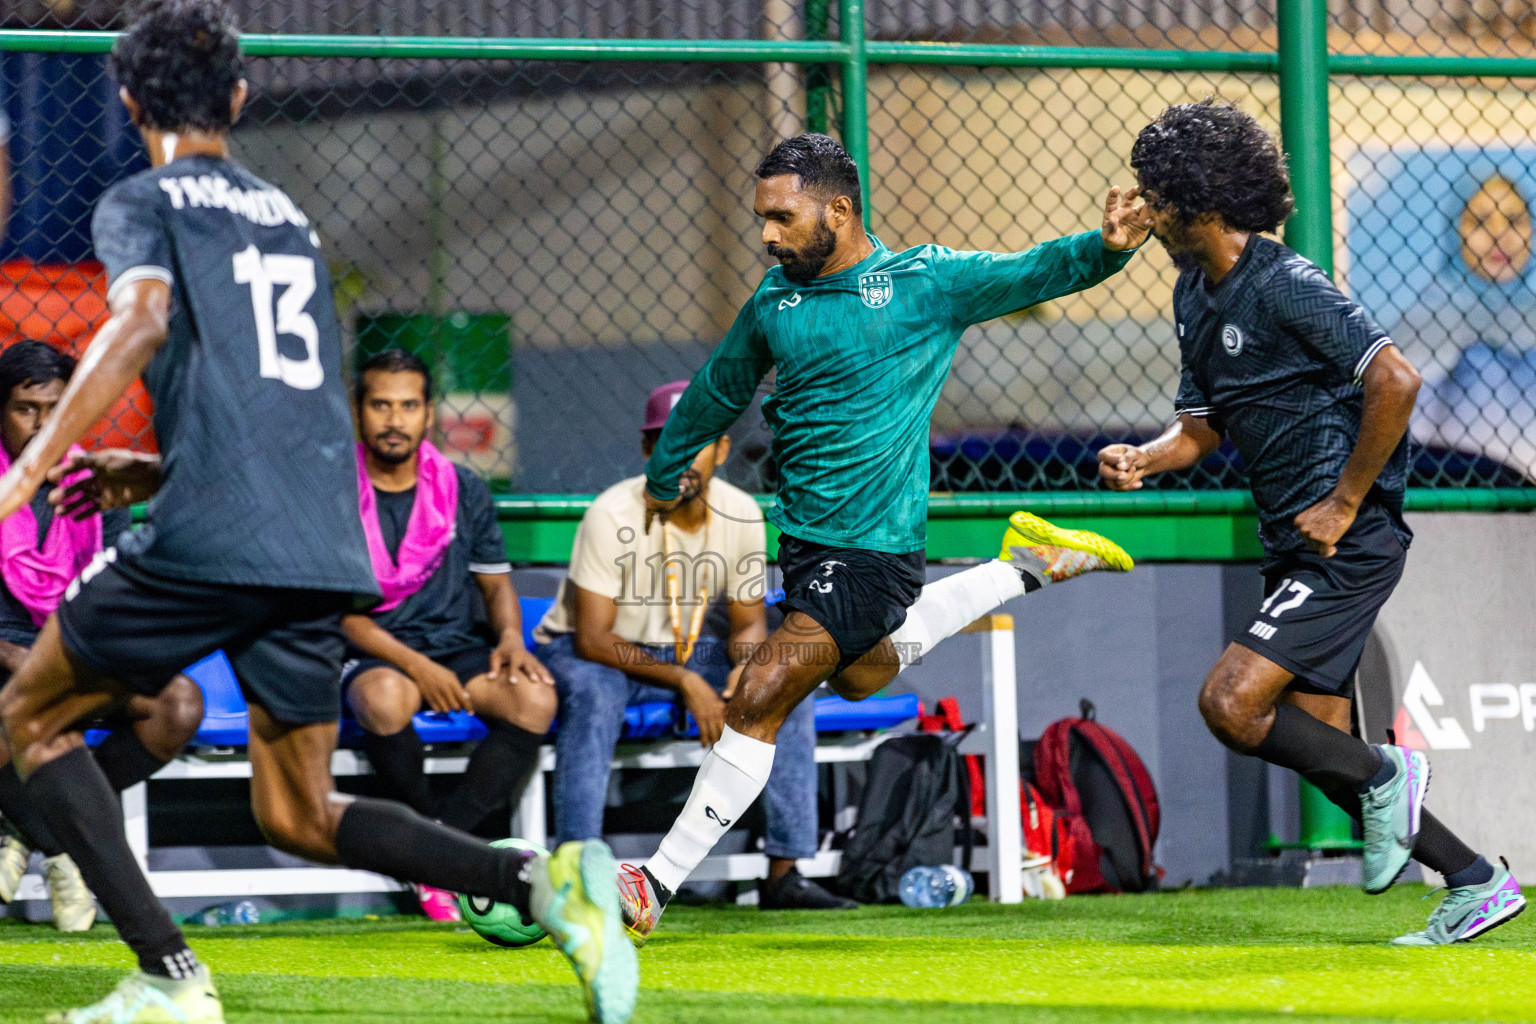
left=343, top=349, right=556, bottom=921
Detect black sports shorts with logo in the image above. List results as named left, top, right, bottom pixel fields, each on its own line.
left=57, top=554, right=357, bottom=724
left=340, top=645, right=493, bottom=692
left=776, top=533, right=925, bottom=674
left=1234, top=502, right=1408, bottom=699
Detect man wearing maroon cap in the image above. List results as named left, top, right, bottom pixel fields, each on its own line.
left=533, top=381, right=852, bottom=911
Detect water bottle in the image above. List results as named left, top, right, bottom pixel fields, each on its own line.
left=897, top=865, right=974, bottom=908
left=199, top=900, right=260, bottom=927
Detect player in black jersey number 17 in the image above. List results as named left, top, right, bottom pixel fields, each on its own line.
left=0, top=4, right=635, bottom=1022
left=1099, top=101, right=1523, bottom=945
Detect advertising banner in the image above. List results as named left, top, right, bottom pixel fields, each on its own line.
left=1366, top=512, right=1536, bottom=880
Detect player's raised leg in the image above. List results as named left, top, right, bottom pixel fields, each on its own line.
left=883, top=512, right=1134, bottom=677
left=619, top=511, right=1134, bottom=942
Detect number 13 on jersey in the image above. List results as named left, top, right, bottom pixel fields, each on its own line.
left=232, top=245, right=324, bottom=391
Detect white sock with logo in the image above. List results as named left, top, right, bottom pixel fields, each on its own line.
left=887, top=560, right=1024, bottom=673
left=646, top=725, right=776, bottom=893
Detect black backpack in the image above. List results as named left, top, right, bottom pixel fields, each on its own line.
left=836, top=732, right=973, bottom=904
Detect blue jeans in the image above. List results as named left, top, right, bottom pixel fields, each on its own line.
left=538, top=633, right=818, bottom=860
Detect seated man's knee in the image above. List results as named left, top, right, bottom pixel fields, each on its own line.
left=475, top=673, right=558, bottom=733
left=522, top=677, right=558, bottom=726
left=347, top=670, right=420, bottom=735
left=0, top=684, right=48, bottom=761
left=0, top=687, right=18, bottom=741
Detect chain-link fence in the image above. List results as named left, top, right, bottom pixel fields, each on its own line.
left=3, top=2, right=1536, bottom=495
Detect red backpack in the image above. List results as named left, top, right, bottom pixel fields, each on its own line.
left=1025, top=701, right=1162, bottom=894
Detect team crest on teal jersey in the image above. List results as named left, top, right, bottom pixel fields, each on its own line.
left=859, top=272, right=894, bottom=308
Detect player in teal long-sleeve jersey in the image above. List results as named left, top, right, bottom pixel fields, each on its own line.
left=617, top=134, right=1151, bottom=937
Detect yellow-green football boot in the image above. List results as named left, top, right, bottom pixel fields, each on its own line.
left=530, top=840, right=639, bottom=1024
left=46, top=965, right=223, bottom=1023
left=999, top=511, right=1134, bottom=586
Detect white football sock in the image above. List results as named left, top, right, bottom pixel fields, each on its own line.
left=647, top=725, right=776, bottom=893
left=888, top=559, right=1025, bottom=672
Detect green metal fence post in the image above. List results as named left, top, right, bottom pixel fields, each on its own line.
left=805, top=0, right=831, bottom=134
left=1279, top=0, right=1358, bottom=853
left=1278, top=0, right=1332, bottom=276
left=837, top=0, right=870, bottom=224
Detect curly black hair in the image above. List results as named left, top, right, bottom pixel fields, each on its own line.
left=756, top=133, right=862, bottom=215
left=1130, top=100, right=1294, bottom=233
left=108, top=0, right=243, bottom=134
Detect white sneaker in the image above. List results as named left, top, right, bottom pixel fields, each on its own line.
left=0, top=832, right=31, bottom=902
left=46, top=965, right=223, bottom=1024
left=43, top=853, right=98, bottom=932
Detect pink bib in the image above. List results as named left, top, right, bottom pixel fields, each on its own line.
left=0, top=446, right=104, bottom=627
left=356, top=440, right=458, bottom=613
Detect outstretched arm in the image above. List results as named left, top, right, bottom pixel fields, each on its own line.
left=644, top=301, right=772, bottom=523
left=940, top=187, right=1149, bottom=326
left=1098, top=414, right=1223, bottom=490
left=0, top=279, right=170, bottom=522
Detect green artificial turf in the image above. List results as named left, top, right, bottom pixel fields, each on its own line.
left=1, top=886, right=1531, bottom=1023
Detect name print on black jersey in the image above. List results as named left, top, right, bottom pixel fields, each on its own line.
left=89, top=155, right=378, bottom=595
left=157, top=172, right=311, bottom=230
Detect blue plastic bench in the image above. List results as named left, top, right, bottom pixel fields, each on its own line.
left=164, top=596, right=915, bottom=750
left=515, top=596, right=918, bottom=737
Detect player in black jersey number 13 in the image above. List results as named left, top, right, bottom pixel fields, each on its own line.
left=1100, top=101, right=1523, bottom=945
left=0, top=4, right=636, bottom=1022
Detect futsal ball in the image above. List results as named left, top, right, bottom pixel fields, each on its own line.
left=457, top=838, right=549, bottom=948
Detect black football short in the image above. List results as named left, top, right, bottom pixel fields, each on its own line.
left=1234, top=503, right=1407, bottom=698
left=340, top=645, right=493, bottom=691
left=57, top=554, right=355, bottom=724
left=776, top=533, right=925, bottom=674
